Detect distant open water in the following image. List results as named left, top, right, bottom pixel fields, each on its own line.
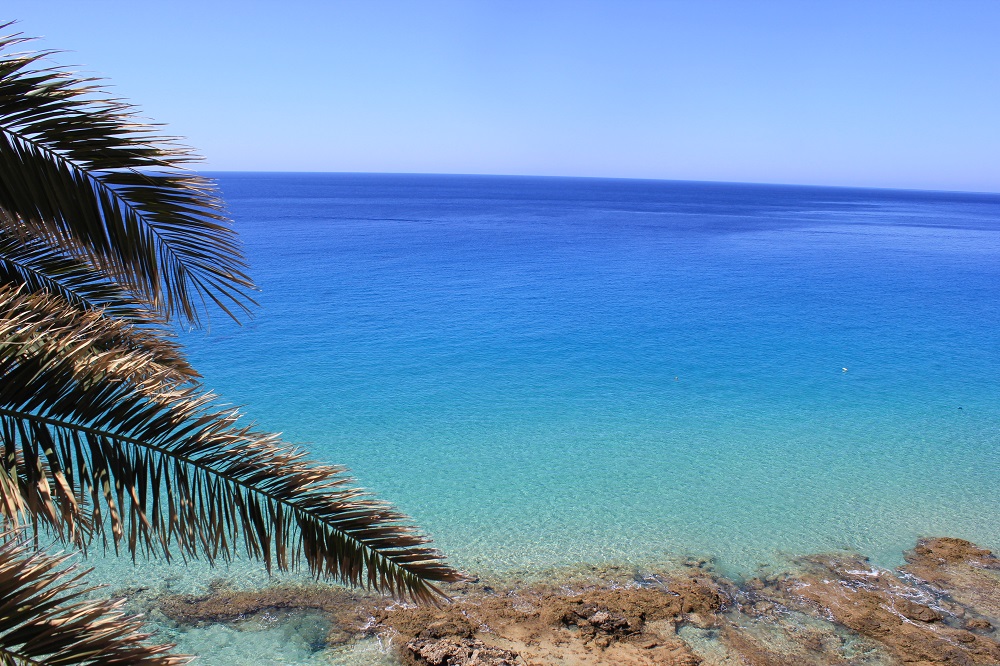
left=86, top=173, right=1000, bottom=661
left=185, top=173, right=1000, bottom=573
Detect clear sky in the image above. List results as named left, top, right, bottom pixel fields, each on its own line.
left=4, top=1, right=999, bottom=192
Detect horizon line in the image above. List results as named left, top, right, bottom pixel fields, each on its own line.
left=198, top=170, right=1000, bottom=197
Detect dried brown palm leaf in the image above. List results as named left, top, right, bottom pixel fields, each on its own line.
left=0, top=286, right=461, bottom=603
left=0, top=24, right=255, bottom=325
left=0, top=274, right=194, bottom=382
left=0, top=530, right=188, bottom=665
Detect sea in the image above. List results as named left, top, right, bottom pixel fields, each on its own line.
left=89, top=173, right=1000, bottom=663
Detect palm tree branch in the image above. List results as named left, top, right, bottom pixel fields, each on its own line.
left=0, top=127, right=246, bottom=320
left=0, top=276, right=194, bottom=381
left=0, top=212, right=159, bottom=317
left=0, top=532, right=189, bottom=666
left=0, top=26, right=255, bottom=325
left=0, top=288, right=460, bottom=602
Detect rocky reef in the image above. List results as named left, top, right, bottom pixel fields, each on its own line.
left=153, top=537, right=999, bottom=665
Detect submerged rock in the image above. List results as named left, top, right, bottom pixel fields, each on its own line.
left=156, top=580, right=366, bottom=625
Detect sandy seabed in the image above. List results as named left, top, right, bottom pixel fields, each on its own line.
left=143, top=537, right=999, bottom=666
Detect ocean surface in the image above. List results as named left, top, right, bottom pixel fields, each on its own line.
left=93, top=173, right=1000, bottom=662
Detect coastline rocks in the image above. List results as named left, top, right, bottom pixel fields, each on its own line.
left=559, top=606, right=635, bottom=641
left=355, top=573, right=719, bottom=665
left=405, top=637, right=522, bottom=665
left=902, top=537, right=1000, bottom=625
left=152, top=538, right=1000, bottom=666
left=754, top=550, right=1000, bottom=665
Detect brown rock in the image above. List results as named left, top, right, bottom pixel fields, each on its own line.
left=421, top=618, right=476, bottom=639
left=765, top=552, right=1000, bottom=665
left=902, top=537, right=1000, bottom=622
left=965, top=618, right=993, bottom=632
left=906, top=538, right=1000, bottom=570
left=897, top=599, right=943, bottom=623
left=406, top=637, right=521, bottom=665
left=561, top=604, right=636, bottom=640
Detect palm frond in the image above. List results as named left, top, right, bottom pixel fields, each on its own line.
left=0, top=286, right=461, bottom=602
left=0, top=25, right=255, bottom=325
left=0, top=211, right=154, bottom=321
left=0, top=245, right=196, bottom=381
left=0, top=531, right=188, bottom=666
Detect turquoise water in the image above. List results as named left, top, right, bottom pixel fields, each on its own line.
left=169, top=173, right=999, bottom=579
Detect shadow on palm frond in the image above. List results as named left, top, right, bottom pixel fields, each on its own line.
left=0, top=531, right=189, bottom=665
left=0, top=213, right=158, bottom=323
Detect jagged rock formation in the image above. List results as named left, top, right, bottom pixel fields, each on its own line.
left=155, top=537, right=1000, bottom=665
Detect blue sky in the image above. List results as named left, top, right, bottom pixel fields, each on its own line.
left=4, top=1, right=999, bottom=191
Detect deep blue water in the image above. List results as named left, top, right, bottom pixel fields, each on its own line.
left=179, top=173, right=1000, bottom=576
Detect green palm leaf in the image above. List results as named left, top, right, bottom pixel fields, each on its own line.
left=0, top=25, right=254, bottom=325
left=0, top=286, right=460, bottom=602
left=0, top=531, right=188, bottom=666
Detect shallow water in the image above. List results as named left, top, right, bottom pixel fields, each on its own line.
left=84, top=173, right=1000, bottom=662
